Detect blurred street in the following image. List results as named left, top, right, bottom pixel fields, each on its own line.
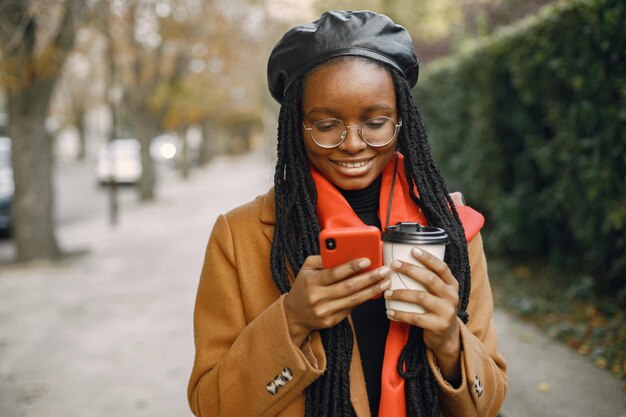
left=0, top=152, right=624, bottom=417
left=0, top=159, right=141, bottom=262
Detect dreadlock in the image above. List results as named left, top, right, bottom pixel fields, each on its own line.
left=269, top=57, right=471, bottom=417
left=392, top=69, right=472, bottom=417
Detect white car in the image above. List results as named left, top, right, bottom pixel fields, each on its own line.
left=0, top=136, right=14, bottom=233
left=96, top=138, right=142, bottom=184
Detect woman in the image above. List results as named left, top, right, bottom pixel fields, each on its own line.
left=188, top=10, right=507, bottom=417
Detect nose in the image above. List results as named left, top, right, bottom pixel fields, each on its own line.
left=337, top=125, right=367, bottom=154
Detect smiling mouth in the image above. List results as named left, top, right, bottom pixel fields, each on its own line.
left=332, top=158, right=373, bottom=168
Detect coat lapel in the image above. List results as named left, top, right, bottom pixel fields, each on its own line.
left=260, top=188, right=276, bottom=244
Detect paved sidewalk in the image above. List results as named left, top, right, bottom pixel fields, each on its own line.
left=0, top=152, right=624, bottom=417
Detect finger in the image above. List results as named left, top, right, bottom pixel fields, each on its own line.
left=326, top=272, right=392, bottom=311
left=326, top=266, right=391, bottom=298
left=319, top=257, right=372, bottom=285
left=390, top=259, right=450, bottom=299
left=385, top=289, right=458, bottom=319
left=386, top=308, right=447, bottom=331
left=301, top=255, right=323, bottom=271
left=410, top=247, right=457, bottom=287
left=317, top=306, right=357, bottom=329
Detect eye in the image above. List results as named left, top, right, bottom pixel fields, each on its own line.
left=364, top=117, right=389, bottom=129
left=314, top=119, right=342, bottom=132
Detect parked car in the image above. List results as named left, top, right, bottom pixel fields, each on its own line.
left=0, top=136, right=13, bottom=234
left=96, top=138, right=142, bottom=185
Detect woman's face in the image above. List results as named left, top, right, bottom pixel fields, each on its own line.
left=301, top=59, right=399, bottom=190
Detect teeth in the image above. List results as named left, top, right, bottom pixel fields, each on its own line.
left=335, top=160, right=370, bottom=168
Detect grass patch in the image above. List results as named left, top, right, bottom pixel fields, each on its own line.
left=488, top=256, right=626, bottom=382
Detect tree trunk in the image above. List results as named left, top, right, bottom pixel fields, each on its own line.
left=135, top=119, right=157, bottom=201
left=179, top=126, right=191, bottom=179
left=198, top=118, right=214, bottom=166
left=76, top=109, right=86, bottom=161
left=1, top=0, right=85, bottom=262
left=8, top=82, right=60, bottom=261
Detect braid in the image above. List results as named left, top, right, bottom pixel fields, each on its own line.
left=270, top=78, right=319, bottom=292
left=270, top=78, right=356, bottom=417
left=392, top=70, right=472, bottom=417
left=392, top=71, right=472, bottom=316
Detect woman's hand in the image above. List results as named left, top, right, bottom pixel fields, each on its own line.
left=284, top=255, right=391, bottom=347
left=383, top=247, right=462, bottom=381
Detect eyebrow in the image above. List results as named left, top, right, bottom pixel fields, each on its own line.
left=304, top=103, right=395, bottom=118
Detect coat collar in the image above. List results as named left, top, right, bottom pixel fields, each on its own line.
left=260, top=187, right=276, bottom=225
left=260, top=188, right=276, bottom=247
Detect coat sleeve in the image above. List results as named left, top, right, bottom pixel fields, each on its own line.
left=187, top=214, right=326, bottom=417
left=427, top=233, right=508, bottom=417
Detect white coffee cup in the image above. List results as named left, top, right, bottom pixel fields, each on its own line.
left=382, top=222, right=449, bottom=316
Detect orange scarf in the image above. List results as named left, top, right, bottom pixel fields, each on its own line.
left=311, top=153, right=483, bottom=416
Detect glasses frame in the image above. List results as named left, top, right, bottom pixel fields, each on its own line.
left=303, top=116, right=402, bottom=149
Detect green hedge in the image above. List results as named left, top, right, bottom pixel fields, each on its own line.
left=414, top=0, right=626, bottom=299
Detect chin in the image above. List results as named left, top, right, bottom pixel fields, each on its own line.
left=332, top=176, right=376, bottom=190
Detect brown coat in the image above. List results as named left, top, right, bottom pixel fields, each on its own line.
left=188, top=189, right=507, bottom=417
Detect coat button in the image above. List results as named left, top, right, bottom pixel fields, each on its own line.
left=266, top=381, right=278, bottom=395
left=473, top=374, right=483, bottom=397
left=281, top=367, right=293, bottom=381
left=274, top=375, right=286, bottom=387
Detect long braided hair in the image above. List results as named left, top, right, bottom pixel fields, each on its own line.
left=269, top=56, right=471, bottom=417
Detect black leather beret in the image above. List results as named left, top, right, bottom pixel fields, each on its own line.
left=267, top=10, right=419, bottom=104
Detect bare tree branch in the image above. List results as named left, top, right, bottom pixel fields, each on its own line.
left=2, top=5, right=34, bottom=52
left=50, top=0, right=86, bottom=54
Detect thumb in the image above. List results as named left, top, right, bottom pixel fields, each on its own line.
left=302, top=255, right=323, bottom=271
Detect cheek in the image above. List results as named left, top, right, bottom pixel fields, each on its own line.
left=302, top=132, right=331, bottom=163
left=376, top=140, right=398, bottom=162
left=305, top=148, right=333, bottom=171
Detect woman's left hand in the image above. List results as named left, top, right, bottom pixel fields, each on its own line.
left=383, top=247, right=462, bottom=380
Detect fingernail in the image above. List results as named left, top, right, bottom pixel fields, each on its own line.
left=380, top=280, right=391, bottom=291
left=379, top=267, right=391, bottom=277
left=391, top=260, right=402, bottom=269
left=412, top=247, right=423, bottom=257
left=384, top=290, right=393, bottom=298
left=359, top=259, right=371, bottom=268
left=386, top=309, right=395, bottom=317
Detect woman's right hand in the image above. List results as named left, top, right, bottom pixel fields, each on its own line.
left=284, top=255, right=391, bottom=346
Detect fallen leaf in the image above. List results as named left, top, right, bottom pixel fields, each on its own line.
left=536, top=382, right=550, bottom=393
left=514, top=266, right=530, bottom=279
left=519, top=332, right=532, bottom=343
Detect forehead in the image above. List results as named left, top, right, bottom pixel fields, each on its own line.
left=301, top=58, right=396, bottom=113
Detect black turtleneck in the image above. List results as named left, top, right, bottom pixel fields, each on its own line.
left=338, top=175, right=389, bottom=417
left=337, top=175, right=382, bottom=229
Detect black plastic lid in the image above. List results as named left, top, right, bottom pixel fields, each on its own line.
left=382, top=222, right=449, bottom=245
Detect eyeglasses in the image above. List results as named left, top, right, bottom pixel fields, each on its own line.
left=303, top=116, right=402, bottom=149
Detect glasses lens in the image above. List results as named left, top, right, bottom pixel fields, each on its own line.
left=362, top=117, right=397, bottom=146
left=312, top=119, right=344, bottom=147
left=310, top=117, right=398, bottom=147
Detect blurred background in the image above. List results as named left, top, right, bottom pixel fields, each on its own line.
left=0, top=0, right=624, bottom=416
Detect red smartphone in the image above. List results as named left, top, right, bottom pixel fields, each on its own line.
left=319, top=226, right=383, bottom=273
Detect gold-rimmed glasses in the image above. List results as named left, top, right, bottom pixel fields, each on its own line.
left=303, top=116, right=402, bottom=148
